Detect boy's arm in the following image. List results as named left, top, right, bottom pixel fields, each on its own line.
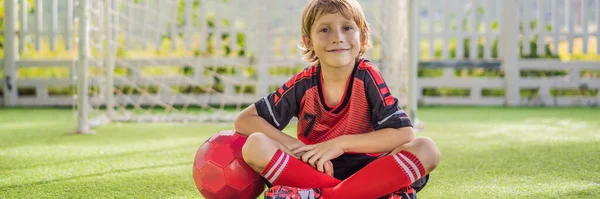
left=235, top=66, right=318, bottom=154
left=294, top=127, right=413, bottom=162
left=237, top=104, right=334, bottom=174
left=293, top=127, right=413, bottom=172
left=336, top=127, right=414, bottom=154
left=234, top=104, right=304, bottom=152
left=360, top=64, right=414, bottom=152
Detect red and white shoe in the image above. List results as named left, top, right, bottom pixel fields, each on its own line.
left=384, top=187, right=416, bottom=199
left=264, top=185, right=322, bottom=199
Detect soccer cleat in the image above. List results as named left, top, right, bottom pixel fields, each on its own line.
left=383, top=187, right=416, bottom=199
left=384, top=191, right=414, bottom=199
left=264, top=185, right=322, bottom=199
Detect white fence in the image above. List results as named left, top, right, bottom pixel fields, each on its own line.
left=1, top=0, right=599, bottom=108
left=414, top=0, right=600, bottom=106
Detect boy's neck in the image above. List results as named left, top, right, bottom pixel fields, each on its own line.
left=320, top=61, right=356, bottom=85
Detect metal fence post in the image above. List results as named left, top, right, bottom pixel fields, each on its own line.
left=408, top=0, right=420, bottom=123
left=381, top=0, right=403, bottom=99
left=3, top=0, right=18, bottom=106
left=77, top=0, right=92, bottom=134
left=500, top=0, right=520, bottom=106
left=104, top=0, right=116, bottom=118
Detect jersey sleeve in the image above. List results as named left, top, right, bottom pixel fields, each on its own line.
left=364, top=68, right=413, bottom=130
left=254, top=67, right=314, bottom=131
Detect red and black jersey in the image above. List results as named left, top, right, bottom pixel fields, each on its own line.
left=254, top=59, right=412, bottom=145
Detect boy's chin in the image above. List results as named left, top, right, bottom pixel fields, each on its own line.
left=321, top=57, right=356, bottom=68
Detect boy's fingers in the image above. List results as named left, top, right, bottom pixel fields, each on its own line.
left=316, top=161, right=324, bottom=173
left=308, top=153, right=320, bottom=168
left=317, top=160, right=325, bottom=173
left=294, top=151, right=306, bottom=158
left=301, top=149, right=317, bottom=163
left=293, top=145, right=314, bottom=154
left=288, top=143, right=304, bottom=151
left=324, top=161, right=333, bottom=176
left=277, top=143, right=297, bottom=158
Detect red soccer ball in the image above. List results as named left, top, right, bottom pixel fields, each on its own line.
left=193, top=130, right=265, bottom=199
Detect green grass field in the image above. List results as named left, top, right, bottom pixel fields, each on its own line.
left=0, top=107, right=599, bottom=198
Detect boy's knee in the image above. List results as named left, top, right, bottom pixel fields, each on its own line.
left=242, top=133, right=278, bottom=172
left=412, top=137, right=440, bottom=172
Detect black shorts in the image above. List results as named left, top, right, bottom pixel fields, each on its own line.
left=331, top=153, right=430, bottom=193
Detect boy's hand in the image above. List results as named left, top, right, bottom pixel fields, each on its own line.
left=293, top=138, right=344, bottom=174
left=280, top=138, right=306, bottom=158
left=280, top=138, right=334, bottom=176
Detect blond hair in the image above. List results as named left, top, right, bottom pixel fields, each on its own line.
left=299, top=0, right=371, bottom=65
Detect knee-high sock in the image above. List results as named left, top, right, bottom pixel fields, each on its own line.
left=261, top=149, right=341, bottom=188
left=320, top=150, right=426, bottom=199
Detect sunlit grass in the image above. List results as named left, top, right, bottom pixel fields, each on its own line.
left=0, top=107, right=598, bottom=198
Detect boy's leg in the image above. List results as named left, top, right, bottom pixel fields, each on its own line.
left=330, top=150, right=428, bottom=199
left=320, top=137, right=440, bottom=199
left=388, top=143, right=431, bottom=194
left=241, top=133, right=341, bottom=188
left=334, top=152, right=430, bottom=193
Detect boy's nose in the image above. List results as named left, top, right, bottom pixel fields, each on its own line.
left=332, top=39, right=344, bottom=44
left=331, top=31, right=344, bottom=44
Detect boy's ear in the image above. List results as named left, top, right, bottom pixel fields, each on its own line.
left=302, top=35, right=312, bottom=49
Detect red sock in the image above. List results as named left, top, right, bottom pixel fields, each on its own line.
left=261, top=149, right=341, bottom=188
left=321, top=150, right=426, bottom=199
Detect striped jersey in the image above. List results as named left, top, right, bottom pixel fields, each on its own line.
left=254, top=59, right=412, bottom=145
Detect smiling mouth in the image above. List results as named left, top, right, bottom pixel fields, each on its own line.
left=326, top=49, right=349, bottom=52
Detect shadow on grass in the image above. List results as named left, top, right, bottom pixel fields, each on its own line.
left=1, top=117, right=230, bottom=149
left=0, top=142, right=199, bottom=171
left=0, top=161, right=193, bottom=190
left=524, top=185, right=600, bottom=198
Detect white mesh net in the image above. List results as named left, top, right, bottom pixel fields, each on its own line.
left=79, top=0, right=411, bottom=127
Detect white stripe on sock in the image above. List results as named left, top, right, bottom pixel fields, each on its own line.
left=393, top=154, right=415, bottom=182
left=398, top=153, right=421, bottom=179
left=269, top=153, right=290, bottom=183
left=263, top=152, right=285, bottom=180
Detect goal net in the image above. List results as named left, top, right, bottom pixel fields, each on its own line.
left=76, top=0, right=414, bottom=132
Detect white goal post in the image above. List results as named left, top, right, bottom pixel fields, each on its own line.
left=75, top=0, right=417, bottom=133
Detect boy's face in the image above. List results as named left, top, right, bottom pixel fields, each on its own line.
left=304, top=12, right=360, bottom=68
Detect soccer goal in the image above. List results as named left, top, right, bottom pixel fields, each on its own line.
left=75, top=0, right=418, bottom=133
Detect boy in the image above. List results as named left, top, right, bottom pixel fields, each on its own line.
left=234, top=0, right=440, bottom=198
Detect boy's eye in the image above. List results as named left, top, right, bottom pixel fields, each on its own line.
left=343, top=26, right=353, bottom=31
left=319, top=28, right=329, bottom=33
